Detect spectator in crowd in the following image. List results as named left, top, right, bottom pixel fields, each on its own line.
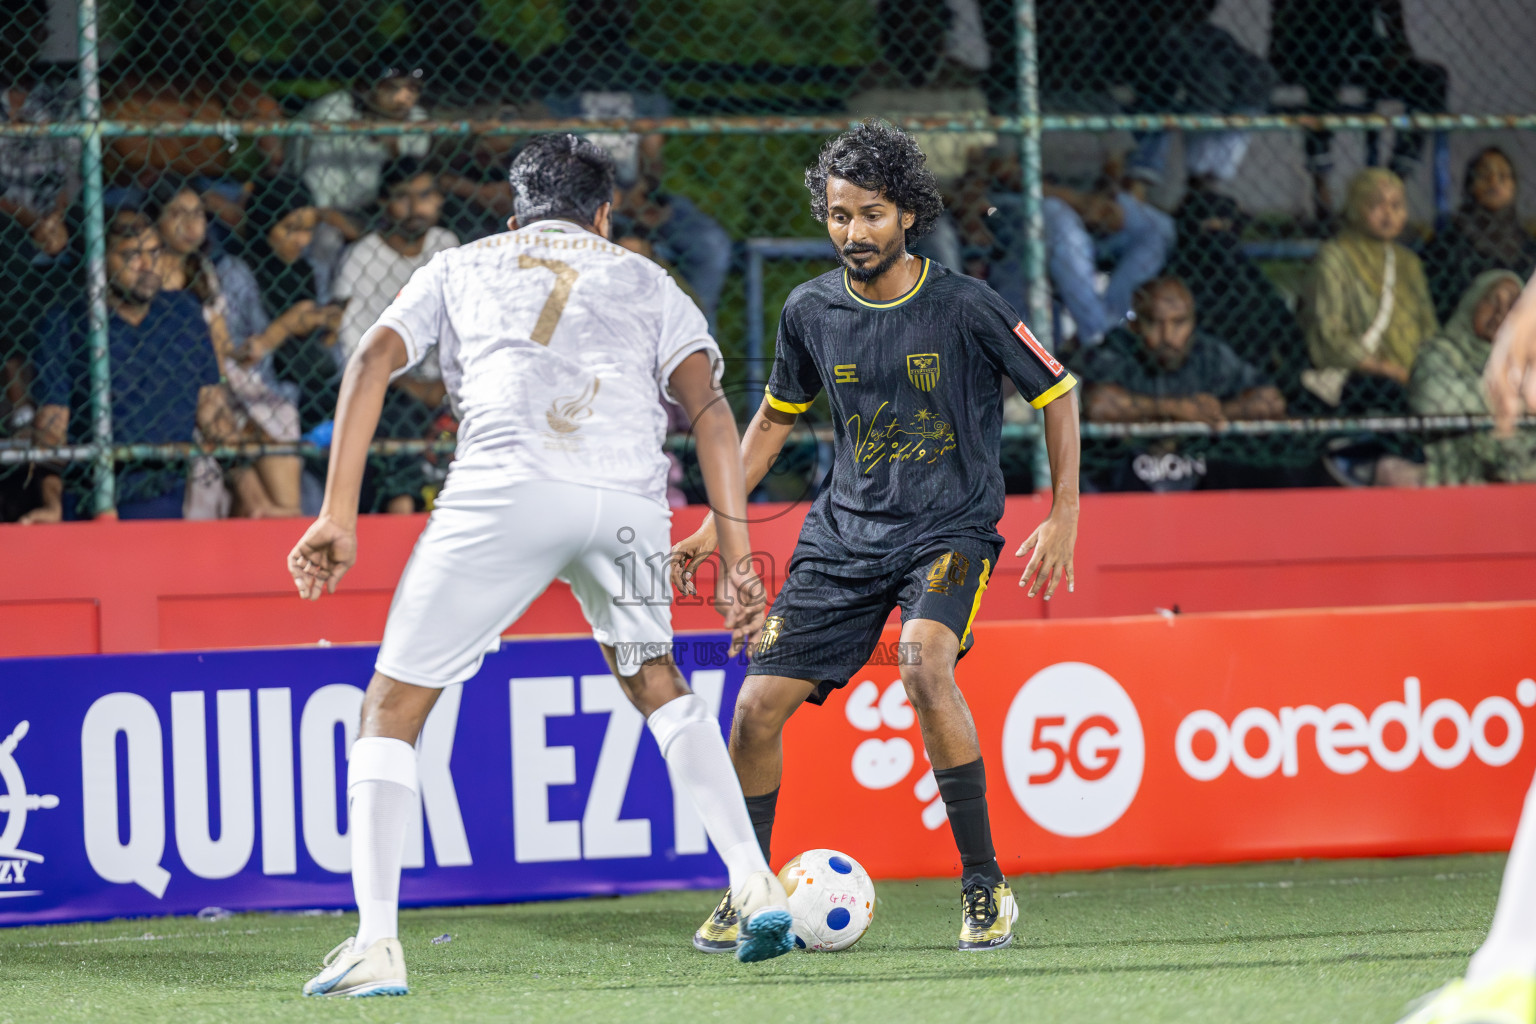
left=1164, top=189, right=1308, bottom=393
left=149, top=177, right=303, bottom=517
left=216, top=177, right=342, bottom=441
left=1410, top=269, right=1536, bottom=485
left=1269, top=0, right=1448, bottom=220
left=846, top=2, right=996, bottom=272
left=521, top=2, right=734, bottom=326
left=1042, top=169, right=1176, bottom=348
left=1300, top=168, right=1436, bottom=413
left=1423, top=148, right=1536, bottom=321
left=1, top=0, right=80, bottom=436
left=395, top=0, right=523, bottom=109
left=1075, top=277, right=1285, bottom=491
left=1122, top=0, right=1277, bottom=199
left=332, top=158, right=458, bottom=512
left=285, top=56, right=429, bottom=269
left=22, top=211, right=229, bottom=522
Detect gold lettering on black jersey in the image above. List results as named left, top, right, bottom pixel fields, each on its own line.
left=925, top=551, right=971, bottom=594
left=906, top=353, right=941, bottom=392
left=833, top=363, right=859, bottom=384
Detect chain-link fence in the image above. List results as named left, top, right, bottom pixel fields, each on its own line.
left=2, top=0, right=1534, bottom=521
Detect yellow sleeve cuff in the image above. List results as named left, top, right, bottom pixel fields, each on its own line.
left=1029, top=374, right=1078, bottom=410
left=764, top=387, right=815, bottom=414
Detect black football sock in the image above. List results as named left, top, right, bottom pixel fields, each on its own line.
left=743, top=788, right=778, bottom=872
left=933, top=758, right=1004, bottom=891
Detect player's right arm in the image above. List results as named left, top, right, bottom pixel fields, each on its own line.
left=289, top=252, right=446, bottom=600
left=1485, top=275, right=1536, bottom=436
left=287, top=324, right=405, bottom=600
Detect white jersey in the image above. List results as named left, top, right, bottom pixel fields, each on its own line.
left=376, top=219, right=722, bottom=506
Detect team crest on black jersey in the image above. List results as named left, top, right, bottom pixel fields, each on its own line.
left=906, top=353, right=941, bottom=391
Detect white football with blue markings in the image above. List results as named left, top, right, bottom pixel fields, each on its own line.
left=777, top=848, right=876, bottom=951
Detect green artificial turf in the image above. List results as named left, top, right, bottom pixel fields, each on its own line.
left=0, top=854, right=1502, bottom=1024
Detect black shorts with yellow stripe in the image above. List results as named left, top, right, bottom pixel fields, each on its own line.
left=747, top=540, right=1001, bottom=705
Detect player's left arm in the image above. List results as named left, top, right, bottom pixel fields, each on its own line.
left=288, top=325, right=407, bottom=600
left=1017, top=390, right=1080, bottom=599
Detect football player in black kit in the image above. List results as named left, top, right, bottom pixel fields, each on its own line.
left=673, top=120, right=1081, bottom=953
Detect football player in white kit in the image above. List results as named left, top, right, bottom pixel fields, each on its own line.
left=287, top=134, right=795, bottom=997
left=1394, top=279, right=1536, bottom=1024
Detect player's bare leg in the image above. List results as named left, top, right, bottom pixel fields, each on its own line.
left=305, top=672, right=438, bottom=997
left=899, top=617, right=1016, bottom=951
left=603, top=648, right=793, bottom=962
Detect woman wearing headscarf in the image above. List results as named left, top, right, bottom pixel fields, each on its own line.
left=1409, top=269, right=1536, bottom=485
left=1423, top=148, right=1536, bottom=321
left=1300, top=167, right=1438, bottom=414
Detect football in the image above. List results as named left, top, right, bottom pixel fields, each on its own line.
left=778, top=849, right=877, bottom=951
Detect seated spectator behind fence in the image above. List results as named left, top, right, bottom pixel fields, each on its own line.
left=1043, top=171, right=1176, bottom=347
left=23, top=211, right=229, bottom=522
left=522, top=2, right=733, bottom=327
left=1300, top=168, right=1436, bottom=413
left=1409, top=270, right=1536, bottom=486
left=333, top=158, right=458, bottom=512
left=149, top=177, right=303, bottom=517
left=217, top=177, right=342, bottom=440
left=1269, top=0, right=1447, bottom=219
left=1123, top=0, right=1276, bottom=198
left=1076, top=277, right=1284, bottom=491
left=1, top=0, right=80, bottom=436
left=1164, top=189, right=1308, bottom=394
left=285, top=56, right=429, bottom=271
left=1423, top=148, right=1536, bottom=322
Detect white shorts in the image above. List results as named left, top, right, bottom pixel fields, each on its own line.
left=375, top=480, right=674, bottom=686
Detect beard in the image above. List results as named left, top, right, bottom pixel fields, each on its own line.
left=110, top=272, right=159, bottom=307
left=391, top=217, right=432, bottom=243
left=839, top=237, right=903, bottom=283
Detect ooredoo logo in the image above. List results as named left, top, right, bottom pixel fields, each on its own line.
left=1001, top=663, right=1145, bottom=837
left=1176, top=676, right=1534, bottom=781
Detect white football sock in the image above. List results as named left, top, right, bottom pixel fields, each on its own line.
left=348, top=736, right=418, bottom=950
left=1467, top=764, right=1536, bottom=982
left=647, top=693, right=769, bottom=895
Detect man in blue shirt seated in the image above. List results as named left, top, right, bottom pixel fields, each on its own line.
left=22, top=209, right=226, bottom=522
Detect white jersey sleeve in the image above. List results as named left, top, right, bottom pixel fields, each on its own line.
left=654, top=274, right=724, bottom=405
left=375, top=252, right=448, bottom=379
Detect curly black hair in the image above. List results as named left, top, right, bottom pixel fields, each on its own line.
left=805, top=119, right=945, bottom=244
left=508, top=133, right=616, bottom=227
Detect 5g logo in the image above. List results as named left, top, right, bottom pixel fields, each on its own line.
left=1025, top=714, right=1122, bottom=784
left=1001, top=663, right=1145, bottom=837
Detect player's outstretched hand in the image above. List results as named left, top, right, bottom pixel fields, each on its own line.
left=288, top=515, right=358, bottom=601
left=719, top=563, right=767, bottom=657
left=669, top=517, right=719, bottom=597
left=1017, top=514, right=1077, bottom=600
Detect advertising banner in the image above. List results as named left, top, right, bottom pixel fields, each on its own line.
left=2, top=602, right=1533, bottom=926
left=773, top=602, right=1536, bottom=879
left=0, top=638, right=748, bottom=926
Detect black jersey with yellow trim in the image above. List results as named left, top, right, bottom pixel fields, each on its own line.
left=765, top=258, right=1075, bottom=578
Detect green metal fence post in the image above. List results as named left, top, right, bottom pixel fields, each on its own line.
left=77, top=0, right=113, bottom=517
left=1016, top=0, right=1052, bottom=489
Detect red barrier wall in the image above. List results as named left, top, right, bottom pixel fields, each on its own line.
left=774, top=602, right=1536, bottom=876
left=2, top=485, right=1535, bottom=659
